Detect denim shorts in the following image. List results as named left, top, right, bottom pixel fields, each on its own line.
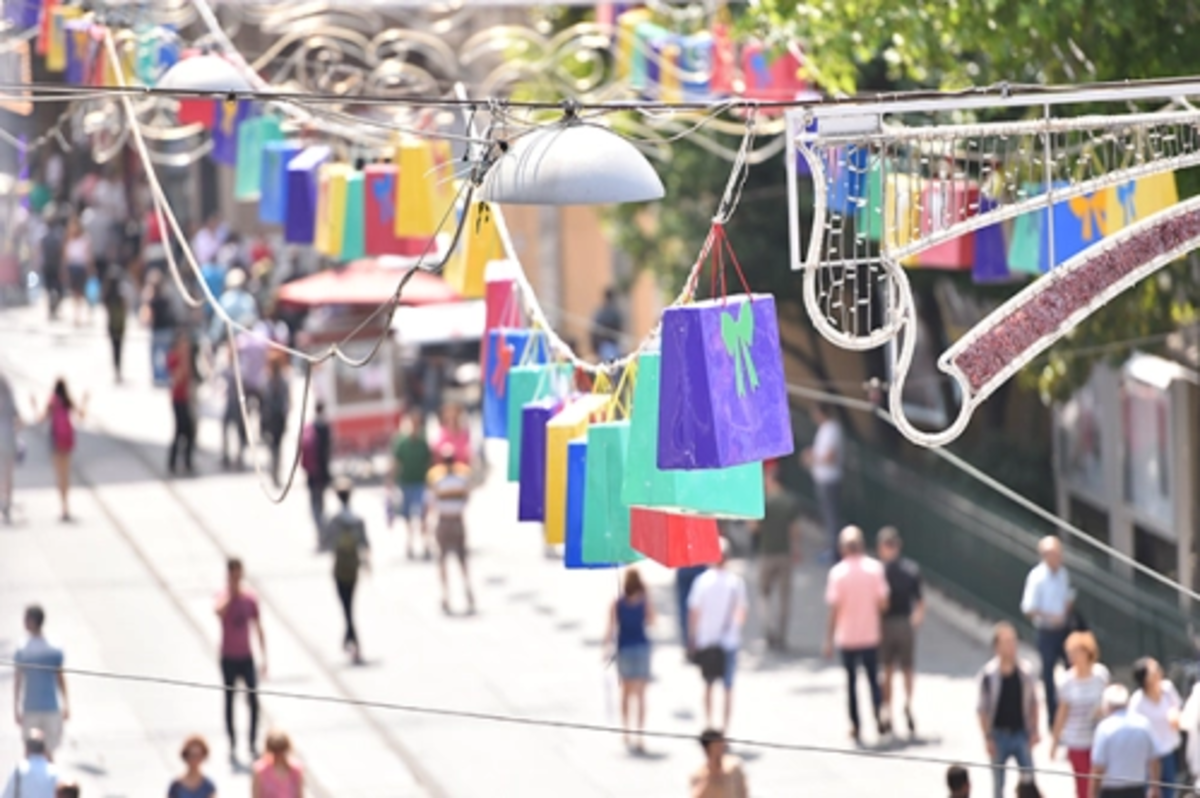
left=399, top=483, right=426, bottom=520
left=616, top=644, right=651, bottom=681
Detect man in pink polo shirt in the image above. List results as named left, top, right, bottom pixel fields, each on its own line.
left=824, top=525, right=890, bottom=743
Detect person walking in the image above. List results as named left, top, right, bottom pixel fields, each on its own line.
left=327, top=477, right=370, bottom=663
left=946, top=764, right=971, bottom=798
left=0, top=372, right=21, bottom=524
left=0, top=731, right=58, bottom=798
left=750, top=463, right=801, bottom=651
left=675, top=565, right=708, bottom=654
left=167, top=735, right=216, bottom=798
left=605, top=566, right=655, bottom=753
left=13, top=606, right=68, bottom=759
left=976, top=622, right=1040, bottom=798
left=260, top=354, right=290, bottom=488
left=801, top=403, right=843, bottom=562
left=433, top=403, right=472, bottom=466
left=1021, top=535, right=1074, bottom=730
left=1091, top=684, right=1160, bottom=798
left=251, top=730, right=303, bottom=798
left=167, top=333, right=196, bottom=476
left=388, top=411, right=432, bottom=559
left=427, top=444, right=475, bottom=614
left=300, top=401, right=332, bottom=547
left=1130, top=657, right=1182, bottom=798
left=1050, top=631, right=1110, bottom=798
left=215, top=557, right=267, bottom=761
left=38, top=379, right=85, bottom=522
left=40, top=207, right=65, bottom=322
left=101, top=266, right=130, bottom=384
left=591, top=287, right=624, bottom=362
left=823, top=525, right=889, bottom=743
left=62, top=216, right=92, bottom=327
left=688, top=538, right=747, bottom=732
left=877, top=526, right=925, bottom=736
left=688, top=729, right=748, bottom=798
left=142, top=271, right=177, bottom=387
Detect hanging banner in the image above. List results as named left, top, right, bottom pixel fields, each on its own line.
left=658, top=294, right=794, bottom=470
left=623, top=352, right=764, bottom=518
left=284, top=145, right=331, bottom=245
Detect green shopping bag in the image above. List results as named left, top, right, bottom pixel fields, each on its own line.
left=340, top=172, right=366, bottom=262
left=505, top=334, right=570, bottom=481
left=235, top=115, right=283, bottom=202
left=621, top=352, right=765, bottom=519
left=1007, top=205, right=1046, bottom=276
left=582, top=421, right=644, bottom=565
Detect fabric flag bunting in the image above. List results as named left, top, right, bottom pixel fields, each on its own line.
left=259, top=140, right=302, bottom=226
left=284, top=146, right=331, bottom=245
left=235, top=115, right=283, bottom=201
left=658, top=294, right=794, bottom=470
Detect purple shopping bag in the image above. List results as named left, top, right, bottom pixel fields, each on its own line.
left=518, top=396, right=564, bottom=522
left=658, top=293, right=794, bottom=469
left=211, top=100, right=253, bottom=167
left=284, top=145, right=331, bottom=245
left=972, top=198, right=1013, bottom=284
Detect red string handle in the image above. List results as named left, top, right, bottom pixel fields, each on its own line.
left=704, top=223, right=752, bottom=303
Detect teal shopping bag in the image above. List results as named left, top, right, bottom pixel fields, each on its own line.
left=505, top=343, right=571, bottom=482
left=621, top=352, right=765, bottom=519
left=581, top=421, right=643, bottom=565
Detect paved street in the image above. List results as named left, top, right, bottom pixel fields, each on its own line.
left=0, top=306, right=1076, bottom=796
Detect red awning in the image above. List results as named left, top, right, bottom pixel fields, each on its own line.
left=276, top=258, right=461, bottom=309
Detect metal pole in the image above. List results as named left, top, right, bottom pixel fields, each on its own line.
left=1042, top=104, right=1056, bottom=271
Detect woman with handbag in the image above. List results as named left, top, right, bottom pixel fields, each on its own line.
left=605, top=567, right=656, bottom=753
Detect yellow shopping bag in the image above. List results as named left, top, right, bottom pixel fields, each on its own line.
left=46, top=5, right=82, bottom=73
left=456, top=202, right=503, bottom=299
left=1104, top=171, right=1178, bottom=234
left=317, top=164, right=351, bottom=258
left=393, top=138, right=440, bottom=239
left=543, top=392, right=611, bottom=546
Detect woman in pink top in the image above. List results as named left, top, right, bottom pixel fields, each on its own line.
left=823, top=526, right=889, bottom=743
left=252, top=730, right=303, bottom=798
left=38, top=378, right=86, bottom=522
left=433, top=403, right=472, bottom=466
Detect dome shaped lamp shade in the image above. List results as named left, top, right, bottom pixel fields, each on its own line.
left=482, top=121, right=664, bottom=206
left=156, top=54, right=255, bottom=94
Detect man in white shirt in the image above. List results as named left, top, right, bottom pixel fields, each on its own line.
left=688, top=539, right=747, bottom=732
left=1, top=731, right=58, bottom=798
left=1020, top=535, right=1074, bottom=732
left=192, top=213, right=226, bottom=269
left=802, top=403, right=844, bottom=562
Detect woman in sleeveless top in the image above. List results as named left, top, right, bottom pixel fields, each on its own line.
left=252, top=730, right=304, bottom=798
left=606, top=567, right=655, bottom=753
left=39, top=378, right=86, bottom=522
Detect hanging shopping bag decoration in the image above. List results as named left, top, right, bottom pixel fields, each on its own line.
left=679, top=31, right=713, bottom=100
left=630, top=507, right=722, bottom=568
left=616, top=8, right=652, bottom=88
left=235, top=114, right=283, bottom=202
left=623, top=351, right=764, bottom=518
left=177, top=96, right=217, bottom=129
left=565, top=437, right=615, bottom=569
left=6, top=0, right=40, bottom=30
left=211, top=100, right=251, bottom=167
left=582, top=420, right=644, bottom=566
left=657, top=225, right=794, bottom=470
left=340, top=171, right=367, bottom=262
left=284, top=145, right=331, bottom=245
left=63, top=19, right=88, bottom=84
left=45, top=4, right=81, bottom=72
left=314, top=163, right=351, bottom=257
left=856, top=160, right=921, bottom=257
left=633, top=19, right=670, bottom=94
left=544, top=393, right=612, bottom=546
left=1008, top=181, right=1099, bottom=274
left=971, top=197, right=1015, bottom=284
left=505, top=333, right=569, bottom=481
left=485, top=260, right=524, bottom=331
left=1105, top=170, right=1178, bottom=233
left=823, top=145, right=870, bottom=215
left=363, top=164, right=428, bottom=257
left=1007, top=187, right=1046, bottom=276
left=458, top=201, right=504, bottom=300
left=484, top=328, right=546, bottom=439
left=259, top=140, right=302, bottom=226
left=916, top=176, right=979, bottom=270
left=518, top=396, right=564, bottom=523
left=394, top=138, right=442, bottom=239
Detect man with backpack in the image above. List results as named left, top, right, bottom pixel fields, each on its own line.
left=327, top=477, right=370, bottom=664
left=301, top=401, right=333, bottom=550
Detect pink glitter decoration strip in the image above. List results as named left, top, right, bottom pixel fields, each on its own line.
left=952, top=207, right=1200, bottom=392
